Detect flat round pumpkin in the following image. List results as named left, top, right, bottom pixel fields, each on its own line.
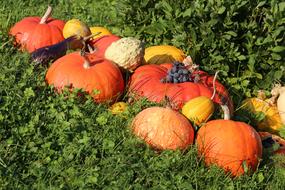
left=46, top=52, right=124, bottom=102
left=128, top=63, right=233, bottom=112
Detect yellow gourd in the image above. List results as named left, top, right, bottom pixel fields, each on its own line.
left=144, top=45, right=186, bottom=64
left=181, top=72, right=220, bottom=126
left=90, top=26, right=112, bottom=40
left=63, top=19, right=91, bottom=39
left=242, top=90, right=283, bottom=134
left=109, top=102, right=128, bottom=115
left=182, top=96, right=214, bottom=126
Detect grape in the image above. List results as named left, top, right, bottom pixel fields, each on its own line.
left=173, top=73, right=179, bottom=78
left=171, top=66, right=177, bottom=73
left=182, top=76, right=188, bottom=82
left=178, top=70, right=183, bottom=74
left=166, top=75, right=173, bottom=83
left=182, top=69, right=189, bottom=74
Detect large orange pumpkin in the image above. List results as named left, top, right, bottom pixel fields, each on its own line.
left=131, top=107, right=194, bottom=150
left=196, top=106, right=262, bottom=177
left=128, top=63, right=233, bottom=112
left=46, top=52, right=124, bottom=103
left=9, top=6, right=65, bottom=53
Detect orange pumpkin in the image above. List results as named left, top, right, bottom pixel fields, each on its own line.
left=9, top=6, right=65, bottom=53
left=196, top=105, right=262, bottom=177
left=46, top=52, right=124, bottom=103
left=131, top=107, right=194, bottom=150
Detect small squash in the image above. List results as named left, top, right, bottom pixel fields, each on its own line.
left=259, top=132, right=285, bottom=156
left=196, top=104, right=262, bottom=177
left=63, top=19, right=91, bottom=39
left=105, top=37, right=145, bottom=71
left=9, top=6, right=65, bottom=53
left=182, top=71, right=220, bottom=126
left=144, top=45, right=186, bottom=64
left=131, top=107, right=194, bottom=150
left=90, top=26, right=112, bottom=40
left=242, top=90, right=283, bottom=134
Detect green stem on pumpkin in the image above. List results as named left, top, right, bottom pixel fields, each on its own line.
left=40, top=5, right=52, bottom=24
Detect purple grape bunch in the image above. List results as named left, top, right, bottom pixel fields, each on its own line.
left=161, top=61, right=193, bottom=83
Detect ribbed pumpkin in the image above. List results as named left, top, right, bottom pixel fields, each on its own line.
left=63, top=19, right=91, bottom=39
left=128, top=64, right=233, bottom=112
left=46, top=52, right=124, bottom=103
left=196, top=105, right=263, bottom=177
left=144, top=45, right=186, bottom=64
left=242, top=95, right=283, bottom=134
left=90, top=26, right=112, bottom=40
left=9, top=6, right=65, bottom=53
left=131, top=107, right=194, bottom=150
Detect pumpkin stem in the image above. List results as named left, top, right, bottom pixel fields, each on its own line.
left=221, top=104, right=231, bottom=120
left=210, top=71, right=220, bottom=100
left=80, top=53, right=90, bottom=69
left=83, top=32, right=102, bottom=41
left=268, top=83, right=283, bottom=105
left=40, top=5, right=52, bottom=24
left=257, top=90, right=266, bottom=100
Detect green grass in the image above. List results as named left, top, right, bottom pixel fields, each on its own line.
left=0, top=0, right=285, bottom=189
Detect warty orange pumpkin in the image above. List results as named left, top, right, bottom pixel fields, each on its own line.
left=131, top=107, right=194, bottom=150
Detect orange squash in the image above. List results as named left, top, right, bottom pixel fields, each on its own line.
left=131, top=107, right=194, bottom=150
left=196, top=105, right=262, bottom=177
left=9, top=6, right=65, bottom=53
left=46, top=52, right=124, bottom=103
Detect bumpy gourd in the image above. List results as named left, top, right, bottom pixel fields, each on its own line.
left=131, top=107, right=194, bottom=150
left=105, top=37, right=145, bottom=71
left=63, top=19, right=91, bottom=38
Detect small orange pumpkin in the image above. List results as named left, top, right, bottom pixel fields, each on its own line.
left=131, top=107, right=194, bottom=150
left=196, top=105, right=262, bottom=177
left=46, top=52, right=124, bottom=103
left=9, top=6, right=65, bottom=53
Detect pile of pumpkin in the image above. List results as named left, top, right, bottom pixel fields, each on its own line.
left=9, top=6, right=285, bottom=177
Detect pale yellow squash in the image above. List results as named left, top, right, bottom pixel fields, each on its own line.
left=63, top=19, right=91, bottom=38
